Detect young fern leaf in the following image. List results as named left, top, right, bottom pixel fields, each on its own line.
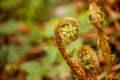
left=88, top=2, right=115, bottom=79
left=54, top=17, right=86, bottom=79
left=59, top=17, right=79, bottom=42
left=77, top=45, right=99, bottom=79
left=54, top=17, right=99, bottom=80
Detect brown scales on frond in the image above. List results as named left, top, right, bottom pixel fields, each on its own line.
left=54, top=17, right=99, bottom=80
left=88, top=2, right=115, bottom=79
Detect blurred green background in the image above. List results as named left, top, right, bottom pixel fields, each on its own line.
left=0, top=0, right=120, bottom=80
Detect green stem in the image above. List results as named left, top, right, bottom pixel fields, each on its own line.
left=97, top=26, right=112, bottom=72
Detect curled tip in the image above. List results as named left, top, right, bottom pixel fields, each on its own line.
left=56, top=17, right=79, bottom=42
left=88, top=2, right=106, bottom=26
left=77, top=45, right=99, bottom=74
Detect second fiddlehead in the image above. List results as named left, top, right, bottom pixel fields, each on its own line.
left=77, top=45, right=99, bottom=79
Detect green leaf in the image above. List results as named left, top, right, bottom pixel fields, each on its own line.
left=21, top=61, right=42, bottom=74
left=44, top=19, right=59, bottom=38
left=51, top=61, right=70, bottom=74
left=67, top=38, right=82, bottom=52
left=0, top=20, right=22, bottom=35
left=48, top=53, right=70, bottom=75
left=21, top=61, right=45, bottom=80
left=79, top=13, right=93, bottom=34
left=7, top=44, right=30, bottom=63
left=43, top=45, right=59, bottom=66
left=28, top=27, right=42, bottom=45
left=39, top=29, right=51, bottom=39
left=26, top=73, right=40, bottom=80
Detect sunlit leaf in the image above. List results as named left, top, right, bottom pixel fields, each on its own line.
left=78, top=13, right=93, bottom=34
left=21, top=61, right=42, bottom=74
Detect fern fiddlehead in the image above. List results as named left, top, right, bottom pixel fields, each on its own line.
left=88, top=2, right=115, bottom=79
left=58, top=17, right=79, bottom=42
left=54, top=17, right=99, bottom=80
left=54, top=17, right=85, bottom=79
left=77, top=45, right=99, bottom=79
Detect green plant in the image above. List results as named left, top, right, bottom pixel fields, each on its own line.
left=54, top=17, right=99, bottom=80
left=88, top=2, right=115, bottom=79
left=54, top=1, right=115, bottom=80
